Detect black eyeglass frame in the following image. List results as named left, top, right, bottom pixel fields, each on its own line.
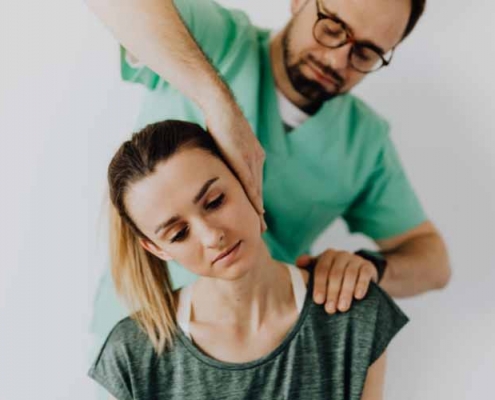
left=313, top=0, right=395, bottom=74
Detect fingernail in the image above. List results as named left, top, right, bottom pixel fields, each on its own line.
left=325, top=301, right=335, bottom=313
left=339, top=300, right=347, bottom=311
left=315, top=293, right=325, bottom=304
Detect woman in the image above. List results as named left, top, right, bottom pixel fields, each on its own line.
left=89, top=120, right=408, bottom=399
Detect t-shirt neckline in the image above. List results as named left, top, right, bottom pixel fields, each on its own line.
left=174, top=267, right=315, bottom=370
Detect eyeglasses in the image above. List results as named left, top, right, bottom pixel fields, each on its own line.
left=313, top=0, right=394, bottom=73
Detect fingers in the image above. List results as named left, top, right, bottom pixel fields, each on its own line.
left=312, top=253, right=333, bottom=305
left=210, top=117, right=265, bottom=215
left=335, top=260, right=361, bottom=312
left=354, top=262, right=377, bottom=300
left=324, top=252, right=349, bottom=313
left=239, top=165, right=264, bottom=214
left=309, top=250, right=377, bottom=315
left=260, top=214, right=267, bottom=234
left=295, top=254, right=313, bottom=268
left=253, top=146, right=265, bottom=214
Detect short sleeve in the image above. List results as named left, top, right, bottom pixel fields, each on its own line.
left=88, top=322, right=135, bottom=400
left=343, top=133, right=427, bottom=240
left=121, top=0, right=249, bottom=90
left=366, top=284, right=409, bottom=366
left=120, top=46, right=162, bottom=90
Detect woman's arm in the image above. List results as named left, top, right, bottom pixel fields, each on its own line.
left=361, top=352, right=387, bottom=400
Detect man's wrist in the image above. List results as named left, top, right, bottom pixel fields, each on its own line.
left=198, top=75, right=236, bottom=115
left=355, top=249, right=388, bottom=283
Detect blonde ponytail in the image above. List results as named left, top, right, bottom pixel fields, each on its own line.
left=109, top=203, right=176, bottom=353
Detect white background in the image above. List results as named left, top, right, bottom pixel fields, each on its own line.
left=1, top=0, right=494, bottom=399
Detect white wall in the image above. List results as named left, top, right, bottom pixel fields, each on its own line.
left=1, top=0, right=493, bottom=399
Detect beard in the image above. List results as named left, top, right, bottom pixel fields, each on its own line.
left=282, top=24, right=345, bottom=113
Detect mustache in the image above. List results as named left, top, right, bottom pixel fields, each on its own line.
left=307, top=54, right=345, bottom=88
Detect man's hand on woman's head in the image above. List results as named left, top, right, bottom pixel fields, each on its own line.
left=296, top=249, right=378, bottom=314
left=205, top=103, right=267, bottom=233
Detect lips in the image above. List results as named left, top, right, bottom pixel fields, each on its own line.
left=306, top=60, right=342, bottom=90
left=307, top=62, right=341, bottom=89
left=212, top=241, right=241, bottom=264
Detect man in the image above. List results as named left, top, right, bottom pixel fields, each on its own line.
left=87, top=0, right=450, bottom=339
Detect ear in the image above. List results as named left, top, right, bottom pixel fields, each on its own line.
left=139, top=238, right=173, bottom=261
left=291, top=0, right=308, bottom=15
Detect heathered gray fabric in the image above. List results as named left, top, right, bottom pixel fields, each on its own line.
left=89, top=274, right=408, bottom=400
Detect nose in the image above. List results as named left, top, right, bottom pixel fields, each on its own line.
left=323, top=43, right=352, bottom=71
left=198, top=221, right=226, bottom=249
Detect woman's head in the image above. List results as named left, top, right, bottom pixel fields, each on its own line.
left=108, top=120, right=262, bottom=352
left=110, top=119, right=263, bottom=276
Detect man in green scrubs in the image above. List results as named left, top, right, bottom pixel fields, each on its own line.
left=87, top=0, right=450, bottom=345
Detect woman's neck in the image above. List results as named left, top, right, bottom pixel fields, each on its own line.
left=191, top=247, right=295, bottom=333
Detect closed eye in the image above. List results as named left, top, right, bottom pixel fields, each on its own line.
left=323, top=27, right=341, bottom=37
left=354, top=47, right=371, bottom=61
left=205, top=193, right=225, bottom=210
left=169, top=194, right=225, bottom=243
left=170, top=226, right=189, bottom=243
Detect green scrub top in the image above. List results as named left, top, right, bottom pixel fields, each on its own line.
left=91, top=0, right=425, bottom=343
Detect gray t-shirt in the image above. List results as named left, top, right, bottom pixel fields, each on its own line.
left=89, top=274, right=408, bottom=400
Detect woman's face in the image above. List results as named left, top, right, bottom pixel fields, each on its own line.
left=125, top=147, right=263, bottom=280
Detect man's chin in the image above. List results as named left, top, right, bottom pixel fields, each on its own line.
left=287, top=68, right=341, bottom=107
left=296, top=83, right=340, bottom=112
left=303, top=87, right=337, bottom=101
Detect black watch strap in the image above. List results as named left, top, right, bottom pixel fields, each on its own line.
left=355, top=250, right=387, bottom=283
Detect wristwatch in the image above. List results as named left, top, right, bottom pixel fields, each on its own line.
left=355, top=250, right=388, bottom=283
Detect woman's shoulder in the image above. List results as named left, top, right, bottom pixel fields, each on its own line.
left=306, top=281, right=409, bottom=366
left=91, top=317, right=153, bottom=368
left=88, top=316, right=173, bottom=397
left=350, top=282, right=409, bottom=327
left=312, top=281, right=408, bottom=329
left=105, top=316, right=147, bottom=344
left=89, top=316, right=174, bottom=400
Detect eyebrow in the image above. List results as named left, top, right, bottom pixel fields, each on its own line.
left=319, top=2, right=386, bottom=55
left=153, top=177, right=219, bottom=235
left=193, top=177, right=219, bottom=204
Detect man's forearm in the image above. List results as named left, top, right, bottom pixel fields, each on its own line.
left=85, top=0, right=234, bottom=113
left=86, top=0, right=266, bottom=216
left=379, top=232, right=451, bottom=298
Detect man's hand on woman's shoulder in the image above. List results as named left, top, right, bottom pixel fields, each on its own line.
left=296, top=249, right=378, bottom=314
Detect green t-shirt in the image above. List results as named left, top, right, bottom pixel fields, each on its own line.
left=91, top=0, right=424, bottom=343
left=89, top=273, right=408, bottom=400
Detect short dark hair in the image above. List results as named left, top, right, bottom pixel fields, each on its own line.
left=402, top=0, right=426, bottom=40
